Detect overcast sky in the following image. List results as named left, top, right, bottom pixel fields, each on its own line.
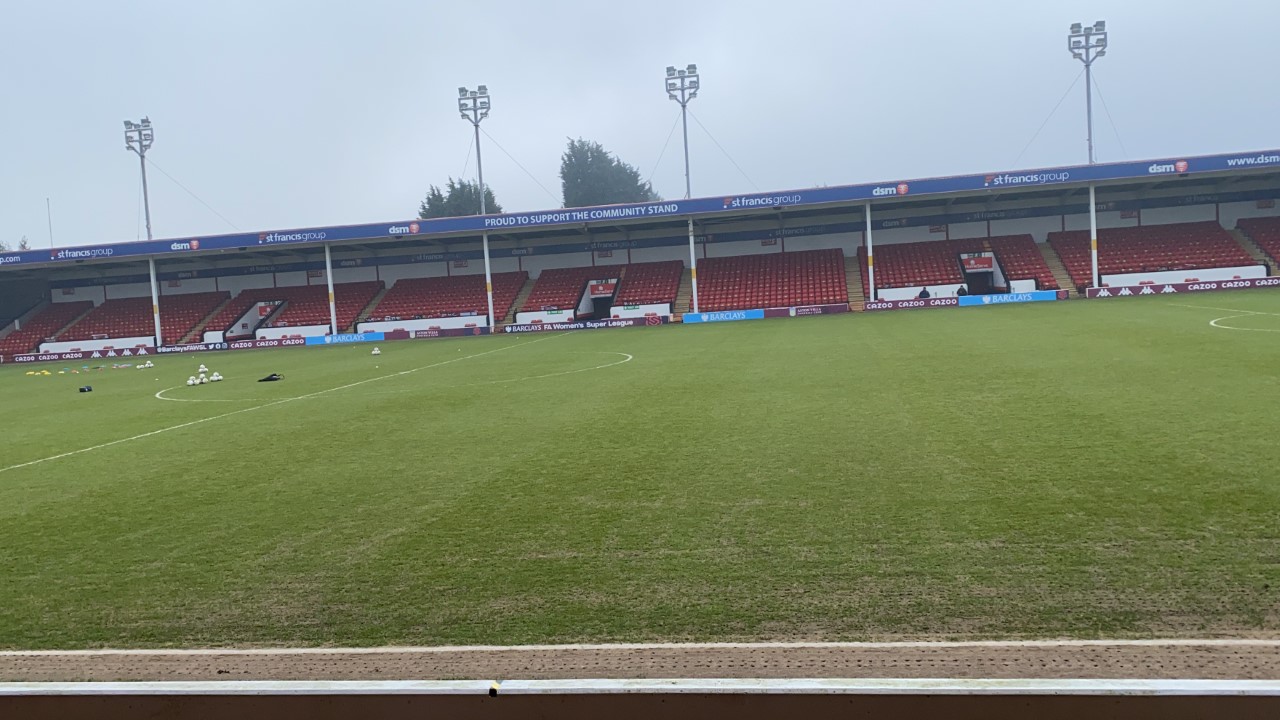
left=1, top=1, right=1276, bottom=248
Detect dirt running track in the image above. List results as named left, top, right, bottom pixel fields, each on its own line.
left=3, top=642, right=1279, bottom=681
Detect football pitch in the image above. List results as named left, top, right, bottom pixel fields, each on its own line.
left=1, top=291, right=1278, bottom=649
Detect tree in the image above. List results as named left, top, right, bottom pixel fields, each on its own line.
left=0, top=241, right=7, bottom=252
left=560, top=138, right=660, bottom=208
left=418, top=178, right=501, bottom=219
left=18, top=235, right=30, bottom=251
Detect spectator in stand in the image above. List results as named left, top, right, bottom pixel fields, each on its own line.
left=956, top=285, right=968, bottom=297
left=918, top=287, right=931, bottom=299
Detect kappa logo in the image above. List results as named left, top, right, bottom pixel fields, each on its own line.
left=1160, top=285, right=1178, bottom=293
left=1096, top=288, right=1112, bottom=297
left=1118, top=287, right=1133, bottom=296
left=1139, top=286, right=1155, bottom=295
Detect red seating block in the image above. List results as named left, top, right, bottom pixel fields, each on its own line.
left=1049, top=221, right=1254, bottom=289
left=0, top=301, right=94, bottom=356
left=697, top=249, right=847, bottom=312
left=367, top=272, right=526, bottom=322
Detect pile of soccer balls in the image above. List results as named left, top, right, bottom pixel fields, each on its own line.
left=135, top=360, right=156, bottom=371
left=186, top=364, right=224, bottom=386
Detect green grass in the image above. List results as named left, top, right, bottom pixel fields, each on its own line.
left=1, top=291, right=1279, bottom=648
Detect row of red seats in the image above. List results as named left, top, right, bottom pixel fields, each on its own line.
left=613, top=261, right=683, bottom=306
left=987, top=235, right=1059, bottom=290
left=522, top=266, right=608, bottom=311
left=1048, top=221, right=1254, bottom=288
left=59, top=292, right=228, bottom=343
left=207, top=282, right=383, bottom=335
left=367, top=272, right=527, bottom=322
left=267, top=282, right=383, bottom=329
left=0, top=301, right=93, bottom=355
left=856, top=239, right=986, bottom=293
left=698, top=249, right=847, bottom=312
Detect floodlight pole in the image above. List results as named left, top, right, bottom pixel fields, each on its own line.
left=1068, top=21, right=1108, bottom=166
left=459, top=86, right=496, bottom=328
left=1089, top=184, right=1099, bottom=290
left=666, top=64, right=700, bottom=312
left=324, top=243, right=338, bottom=335
left=125, top=117, right=161, bottom=345
left=864, top=203, right=876, bottom=302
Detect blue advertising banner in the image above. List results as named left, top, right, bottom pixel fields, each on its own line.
left=682, top=309, right=766, bottom=324
left=3, top=149, right=1277, bottom=269
left=958, top=290, right=1060, bottom=307
left=304, top=332, right=385, bottom=346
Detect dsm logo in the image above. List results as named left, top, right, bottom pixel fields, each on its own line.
left=169, top=239, right=201, bottom=251
left=388, top=222, right=421, bottom=235
left=1148, top=160, right=1189, bottom=174
left=871, top=183, right=909, bottom=197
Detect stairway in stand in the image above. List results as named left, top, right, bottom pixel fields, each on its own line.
left=505, top=277, right=536, bottom=324
left=844, top=255, right=866, bottom=310
left=180, top=296, right=235, bottom=344
left=1231, top=228, right=1279, bottom=275
left=351, top=286, right=391, bottom=331
left=1038, top=242, right=1077, bottom=296
left=673, top=267, right=693, bottom=317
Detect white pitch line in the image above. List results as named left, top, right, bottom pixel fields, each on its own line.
left=1171, top=303, right=1280, bottom=317
left=2, top=638, right=1278, bottom=657
left=0, top=334, right=565, bottom=475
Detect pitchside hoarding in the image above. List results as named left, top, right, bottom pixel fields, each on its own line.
left=502, top=317, right=668, bottom=333
left=1086, top=277, right=1280, bottom=298
left=864, top=298, right=960, bottom=311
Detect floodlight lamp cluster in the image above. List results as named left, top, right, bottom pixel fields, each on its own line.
left=1068, top=21, right=1107, bottom=60
left=458, top=85, right=491, bottom=124
left=665, top=64, right=699, bottom=103
left=123, top=116, right=154, bottom=153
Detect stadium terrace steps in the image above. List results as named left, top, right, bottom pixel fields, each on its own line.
left=506, top=277, right=536, bottom=323
left=355, top=286, right=392, bottom=328
left=0, top=301, right=94, bottom=356
left=1234, top=220, right=1280, bottom=273
left=1047, top=221, right=1256, bottom=289
left=674, top=268, right=693, bottom=313
left=844, top=255, right=865, bottom=310
left=1039, top=242, right=1077, bottom=295
left=180, top=295, right=234, bottom=344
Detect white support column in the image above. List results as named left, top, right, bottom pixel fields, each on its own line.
left=1088, top=184, right=1099, bottom=289
left=864, top=203, right=876, bottom=302
left=148, top=257, right=162, bottom=347
left=687, top=218, right=699, bottom=313
left=482, top=232, right=495, bottom=328
left=324, top=243, right=338, bottom=335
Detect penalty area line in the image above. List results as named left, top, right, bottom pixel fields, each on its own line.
left=0, top=334, right=566, bottom=475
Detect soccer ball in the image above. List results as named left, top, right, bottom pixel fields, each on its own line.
left=186, top=376, right=197, bottom=386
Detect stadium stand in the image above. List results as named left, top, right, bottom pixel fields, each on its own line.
left=612, top=261, right=683, bottom=306
left=1237, top=217, right=1280, bottom=264
left=987, top=235, right=1060, bottom=290
left=521, top=266, right=604, bottom=311
left=0, top=301, right=93, bottom=355
left=1048, top=221, right=1256, bottom=289
left=367, top=271, right=527, bottom=322
left=697, top=249, right=847, bottom=311
left=58, top=292, right=228, bottom=343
